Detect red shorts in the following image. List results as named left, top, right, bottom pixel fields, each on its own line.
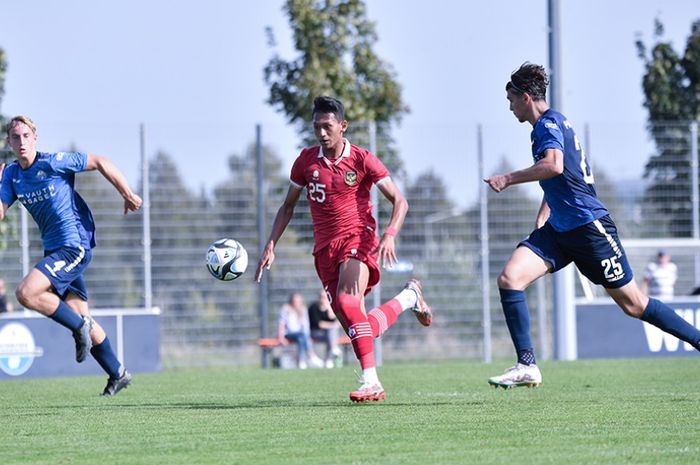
left=313, top=228, right=380, bottom=299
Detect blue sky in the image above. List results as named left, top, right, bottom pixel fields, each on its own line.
left=1, top=1, right=697, bottom=206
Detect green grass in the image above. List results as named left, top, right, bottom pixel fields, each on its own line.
left=1, top=358, right=699, bottom=465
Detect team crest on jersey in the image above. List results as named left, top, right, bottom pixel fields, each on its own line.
left=312, top=169, right=319, bottom=179
left=344, top=171, right=358, bottom=186
left=36, top=170, right=46, bottom=179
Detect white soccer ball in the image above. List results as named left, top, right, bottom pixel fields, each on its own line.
left=205, top=238, right=248, bottom=281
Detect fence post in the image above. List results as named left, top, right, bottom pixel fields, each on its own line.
left=690, top=121, right=699, bottom=285
left=368, top=120, right=382, bottom=366
left=255, top=124, right=270, bottom=368
left=140, top=123, right=152, bottom=311
left=477, top=124, right=492, bottom=363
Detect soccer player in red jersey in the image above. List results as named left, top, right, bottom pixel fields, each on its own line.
left=256, top=96, right=432, bottom=402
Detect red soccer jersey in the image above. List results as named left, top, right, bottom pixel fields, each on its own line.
left=290, top=140, right=391, bottom=253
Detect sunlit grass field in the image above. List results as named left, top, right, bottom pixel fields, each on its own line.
left=1, top=358, right=698, bottom=465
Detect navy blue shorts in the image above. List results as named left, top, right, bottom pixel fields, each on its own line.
left=520, top=215, right=633, bottom=289
left=36, top=246, right=92, bottom=300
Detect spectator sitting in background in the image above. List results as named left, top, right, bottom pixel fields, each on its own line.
left=308, top=289, right=341, bottom=368
left=640, top=250, right=678, bottom=300
left=277, top=292, right=323, bottom=369
left=0, top=278, right=13, bottom=313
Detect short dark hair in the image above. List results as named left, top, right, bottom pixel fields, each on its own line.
left=506, top=62, right=549, bottom=101
left=313, top=96, right=345, bottom=121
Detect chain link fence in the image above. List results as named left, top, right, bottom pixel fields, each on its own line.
left=0, top=120, right=698, bottom=367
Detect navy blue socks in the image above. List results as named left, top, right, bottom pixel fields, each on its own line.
left=90, top=337, right=122, bottom=379
left=499, top=288, right=537, bottom=365
left=642, top=298, right=700, bottom=350
left=49, top=301, right=84, bottom=332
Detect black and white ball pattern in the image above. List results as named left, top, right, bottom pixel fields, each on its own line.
left=206, top=238, right=248, bottom=281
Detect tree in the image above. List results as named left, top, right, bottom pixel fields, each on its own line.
left=0, top=48, right=21, bottom=258
left=401, top=170, right=457, bottom=249
left=264, top=0, right=409, bottom=177
left=636, top=19, right=700, bottom=237
left=147, top=151, right=213, bottom=315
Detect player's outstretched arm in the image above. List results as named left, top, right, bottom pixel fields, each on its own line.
left=86, top=154, right=143, bottom=214
left=374, top=178, right=408, bottom=268
left=255, top=185, right=302, bottom=282
left=484, top=148, right=563, bottom=193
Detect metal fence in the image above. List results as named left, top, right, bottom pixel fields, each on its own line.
left=0, top=120, right=698, bottom=367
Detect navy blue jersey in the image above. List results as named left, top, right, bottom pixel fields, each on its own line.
left=532, top=109, right=608, bottom=231
left=0, top=152, right=96, bottom=250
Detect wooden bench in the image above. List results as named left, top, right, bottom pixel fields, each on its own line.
left=257, top=335, right=352, bottom=368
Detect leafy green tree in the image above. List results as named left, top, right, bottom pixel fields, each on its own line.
left=211, top=142, right=321, bottom=337
left=401, top=170, right=457, bottom=248
left=466, top=159, right=541, bottom=263
left=212, top=143, right=289, bottom=249
left=147, top=151, right=212, bottom=315
left=636, top=19, right=700, bottom=237
left=264, top=0, right=409, bottom=177
left=75, top=164, right=142, bottom=307
left=0, top=48, right=21, bottom=271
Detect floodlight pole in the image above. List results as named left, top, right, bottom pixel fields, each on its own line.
left=549, top=0, right=577, bottom=361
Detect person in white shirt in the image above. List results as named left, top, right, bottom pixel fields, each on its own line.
left=277, top=292, right=323, bottom=369
left=641, top=250, right=678, bottom=300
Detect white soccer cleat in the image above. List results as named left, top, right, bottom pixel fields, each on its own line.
left=488, top=363, right=542, bottom=389
left=404, top=279, right=432, bottom=327
left=349, top=380, right=386, bottom=402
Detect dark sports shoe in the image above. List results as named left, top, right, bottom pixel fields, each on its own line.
left=73, top=316, right=93, bottom=363
left=101, top=370, right=133, bottom=396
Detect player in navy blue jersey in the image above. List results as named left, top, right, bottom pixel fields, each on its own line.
left=1, top=116, right=142, bottom=396
left=484, top=63, right=700, bottom=389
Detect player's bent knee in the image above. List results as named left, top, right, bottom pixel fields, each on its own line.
left=497, top=270, right=521, bottom=289
left=621, top=304, right=645, bottom=319
left=15, top=283, right=35, bottom=308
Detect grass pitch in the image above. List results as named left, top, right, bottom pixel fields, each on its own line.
left=1, top=358, right=699, bottom=465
